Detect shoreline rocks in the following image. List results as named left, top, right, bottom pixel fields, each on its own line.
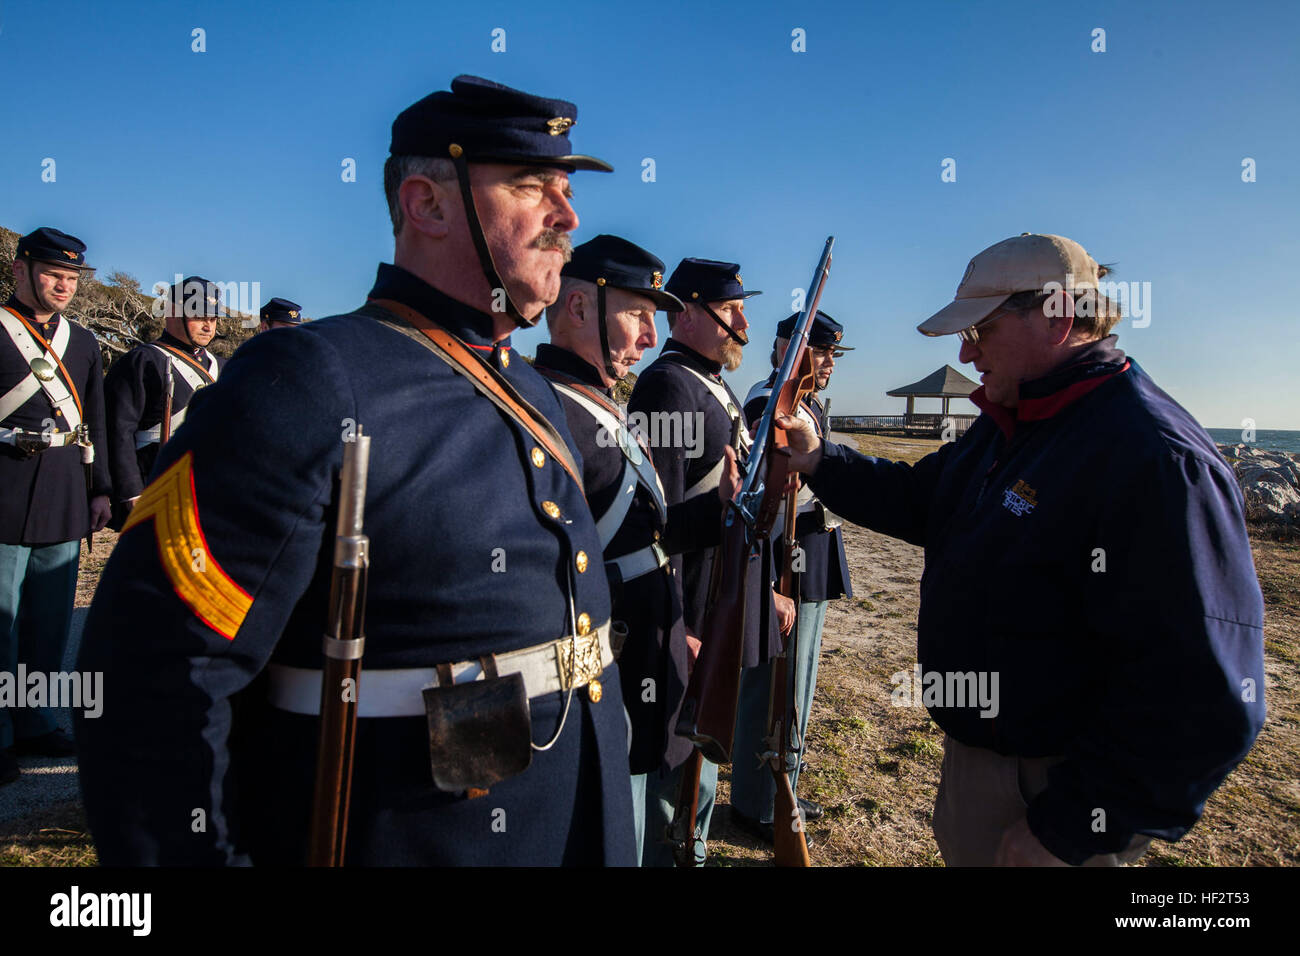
left=1217, top=444, right=1300, bottom=525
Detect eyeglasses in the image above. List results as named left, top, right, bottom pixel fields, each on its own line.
left=957, top=307, right=1011, bottom=345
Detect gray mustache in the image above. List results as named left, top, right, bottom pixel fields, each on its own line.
left=534, top=230, right=573, bottom=262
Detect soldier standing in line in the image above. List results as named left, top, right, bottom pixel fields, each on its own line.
left=102, top=276, right=225, bottom=528
left=0, top=228, right=110, bottom=784
left=731, top=310, right=854, bottom=842
left=628, top=258, right=791, bottom=864
left=534, top=235, right=739, bottom=864
left=76, top=75, right=637, bottom=865
left=257, top=297, right=305, bottom=332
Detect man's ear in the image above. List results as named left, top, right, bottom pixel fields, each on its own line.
left=566, top=287, right=587, bottom=325
left=399, top=175, right=454, bottom=239
left=1042, top=290, right=1076, bottom=345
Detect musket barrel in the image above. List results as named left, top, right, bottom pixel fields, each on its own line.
left=308, top=426, right=373, bottom=866
left=742, top=237, right=834, bottom=508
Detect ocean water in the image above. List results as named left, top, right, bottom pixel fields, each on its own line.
left=1206, top=429, right=1300, bottom=456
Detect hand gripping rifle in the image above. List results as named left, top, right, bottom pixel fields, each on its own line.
left=668, top=237, right=834, bottom=867
left=307, top=427, right=372, bottom=866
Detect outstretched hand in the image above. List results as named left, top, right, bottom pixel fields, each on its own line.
left=775, top=413, right=824, bottom=474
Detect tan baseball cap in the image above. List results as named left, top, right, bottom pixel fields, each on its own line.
left=917, top=233, right=1101, bottom=336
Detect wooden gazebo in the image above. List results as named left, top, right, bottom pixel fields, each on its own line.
left=885, top=365, right=979, bottom=434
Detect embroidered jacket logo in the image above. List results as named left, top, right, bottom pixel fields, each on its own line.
left=1002, top=480, right=1038, bottom=516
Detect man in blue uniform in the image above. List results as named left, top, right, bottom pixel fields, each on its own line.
left=102, top=276, right=225, bottom=529
left=628, top=258, right=789, bottom=864
left=535, top=235, right=736, bottom=864
left=1, top=228, right=110, bottom=784
left=731, top=310, right=854, bottom=841
left=257, top=297, right=305, bottom=332
left=775, top=233, right=1266, bottom=865
left=76, top=75, right=636, bottom=865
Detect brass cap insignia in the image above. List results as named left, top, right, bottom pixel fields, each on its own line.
left=651, top=271, right=663, bottom=290
left=288, top=310, right=299, bottom=318
left=735, top=274, right=742, bottom=284
left=546, top=117, right=575, bottom=136
left=834, top=330, right=842, bottom=341
left=62, top=250, right=78, bottom=260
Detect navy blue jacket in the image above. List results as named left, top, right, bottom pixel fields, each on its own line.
left=534, top=344, right=720, bottom=773
left=76, top=264, right=635, bottom=866
left=807, top=339, right=1266, bottom=864
left=629, top=340, right=781, bottom=668
left=103, top=331, right=224, bottom=502
left=0, top=297, right=111, bottom=545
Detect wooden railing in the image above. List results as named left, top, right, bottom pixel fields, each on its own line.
left=829, top=414, right=978, bottom=437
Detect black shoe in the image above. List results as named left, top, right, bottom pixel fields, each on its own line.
left=0, top=749, right=18, bottom=786
left=13, top=729, right=76, bottom=757
left=798, top=760, right=809, bottom=775
left=730, top=807, right=775, bottom=845
left=798, top=797, right=824, bottom=821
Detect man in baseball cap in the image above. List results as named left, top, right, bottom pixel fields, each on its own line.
left=773, top=233, right=1265, bottom=866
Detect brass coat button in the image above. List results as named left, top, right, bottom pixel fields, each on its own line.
left=577, top=612, right=591, bottom=635
left=541, top=501, right=560, bottom=519
left=575, top=550, right=588, bottom=573
left=587, top=679, right=603, bottom=703
left=531, top=447, right=545, bottom=468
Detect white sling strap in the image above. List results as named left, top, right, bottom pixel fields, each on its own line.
left=678, top=363, right=752, bottom=500
left=135, top=345, right=218, bottom=448
left=554, top=382, right=666, bottom=549
left=153, top=344, right=217, bottom=392
left=0, top=310, right=81, bottom=428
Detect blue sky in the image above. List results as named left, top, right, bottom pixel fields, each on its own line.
left=3, top=0, right=1296, bottom=428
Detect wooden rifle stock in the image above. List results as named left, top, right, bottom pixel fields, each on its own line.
left=160, top=361, right=175, bottom=446
left=675, top=505, right=755, bottom=764
left=666, top=748, right=704, bottom=867
left=770, top=473, right=811, bottom=867
left=307, top=427, right=372, bottom=866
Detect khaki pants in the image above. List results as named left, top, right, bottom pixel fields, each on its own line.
left=932, top=734, right=1151, bottom=867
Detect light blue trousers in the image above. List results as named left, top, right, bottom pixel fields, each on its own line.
left=631, top=757, right=719, bottom=867
left=0, top=540, right=81, bottom=749
left=729, top=599, right=829, bottom=823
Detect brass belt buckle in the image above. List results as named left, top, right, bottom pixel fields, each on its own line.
left=557, top=631, right=604, bottom=702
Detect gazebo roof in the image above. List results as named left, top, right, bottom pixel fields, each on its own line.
left=886, top=364, right=979, bottom=398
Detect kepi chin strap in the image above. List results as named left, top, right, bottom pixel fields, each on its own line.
left=699, top=299, right=747, bottom=346
left=594, top=278, right=618, bottom=382
left=448, top=145, right=533, bottom=331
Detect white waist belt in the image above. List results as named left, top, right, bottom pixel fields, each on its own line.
left=268, top=623, right=613, bottom=718
left=607, top=542, right=669, bottom=583
left=0, top=427, right=82, bottom=448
